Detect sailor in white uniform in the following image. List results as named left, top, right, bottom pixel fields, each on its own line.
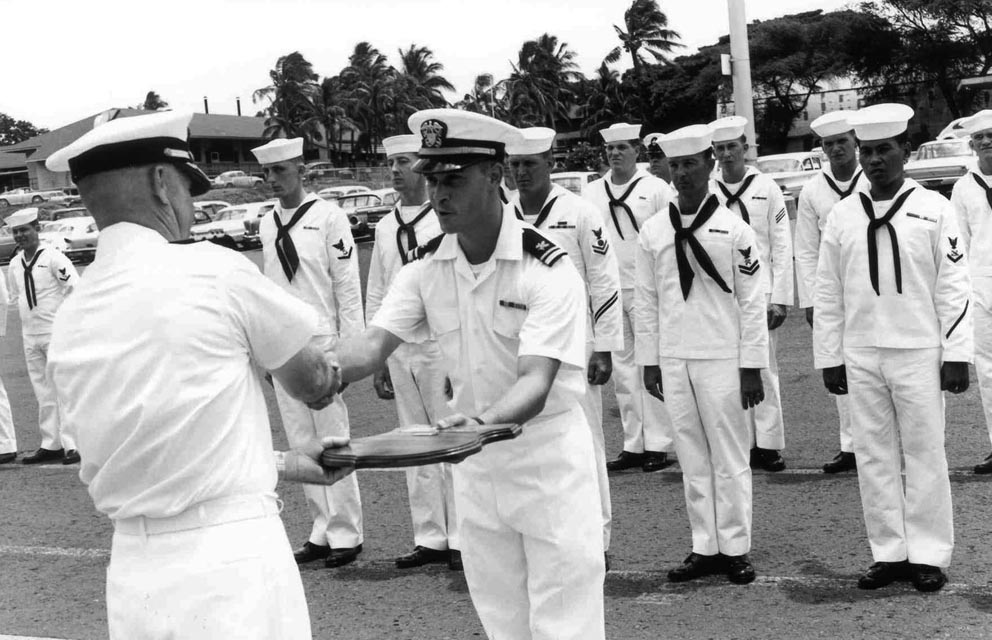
left=0, top=269, right=13, bottom=464
left=710, top=115, right=794, bottom=472
left=814, top=103, right=972, bottom=593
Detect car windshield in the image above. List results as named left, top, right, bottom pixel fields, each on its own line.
left=217, top=209, right=246, bottom=221
left=757, top=158, right=804, bottom=173
left=916, top=141, right=971, bottom=160
left=552, top=177, right=582, bottom=194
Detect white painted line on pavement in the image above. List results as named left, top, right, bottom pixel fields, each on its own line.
left=0, top=635, right=73, bottom=640
left=0, top=544, right=109, bottom=559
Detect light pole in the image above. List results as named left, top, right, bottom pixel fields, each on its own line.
left=728, top=0, right=758, bottom=161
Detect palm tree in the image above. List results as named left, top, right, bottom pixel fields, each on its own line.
left=605, top=0, right=683, bottom=72
left=505, top=34, right=582, bottom=127
left=339, top=42, right=397, bottom=158
left=253, top=52, right=322, bottom=144
left=581, top=62, right=630, bottom=136
left=397, top=44, right=454, bottom=107
left=454, top=73, right=505, bottom=117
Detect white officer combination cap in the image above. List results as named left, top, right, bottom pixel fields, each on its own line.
left=643, top=132, right=665, bottom=155
left=407, top=108, right=519, bottom=174
left=251, top=137, right=304, bottom=165
left=961, top=109, right=992, bottom=136
left=658, top=125, right=713, bottom=158
left=46, top=110, right=211, bottom=196
left=5, top=207, right=39, bottom=228
left=849, top=103, right=915, bottom=142
left=811, top=111, right=854, bottom=139
left=599, top=122, right=641, bottom=143
left=382, top=134, right=421, bottom=157
left=506, top=127, right=556, bottom=156
left=708, top=116, right=748, bottom=143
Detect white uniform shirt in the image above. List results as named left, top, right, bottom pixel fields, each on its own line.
left=511, top=184, right=623, bottom=352
left=259, top=192, right=364, bottom=338
left=365, top=202, right=443, bottom=327
left=0, top=265, right=9, bottom=337
left=584, top=168, right=672, bottom=289
left=8, top=242, right=78, bottom=336
left=371, top=212, right=588, bottom=418
left=794, top=168, right=867, bottom=308
left=951, top=170, right=992, bottom=281
left=712, top=167, right=794, bottom=306
left=47, top=223, right=319, bottom=520
left=634, top=195, right=769, bottom=367
left=814, top=179, right=973, bottom=368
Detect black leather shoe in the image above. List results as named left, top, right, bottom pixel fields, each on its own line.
left=325, top=544, right=362, bottom=568
left=911, top=564, right=947, bottom=592
left=21, top=448, right=64, bottom=465
left=606, top=451, right=645, bottom=472
left=823, top=451, right=856, bottom=474
left=0, top=452, right=16, bottom=464
left=751, top=447, right=786, bottom=472
left=974, top=452, right=992, bottom=475
left=667, top=552, right=725, bottom=582
left=62, top=449, right=81, bottom=465
left=448, top=549, right=463, bottom=571
left=642, top=451, right=674, bottom=472
left=725, top=554, right=756, bottom=584
left=857, top=560, right=911, bottom=590
left=395, top=545, right=448, bottom=568
left=293, top=541, right=330, bottom=564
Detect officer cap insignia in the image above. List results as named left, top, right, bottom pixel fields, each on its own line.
left=522, top=228, right=565, bottom=267
left=420, top=119, right=447, bottom=149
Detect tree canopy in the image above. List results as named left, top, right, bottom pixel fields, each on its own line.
left=0, top=113, right=47, bottom=146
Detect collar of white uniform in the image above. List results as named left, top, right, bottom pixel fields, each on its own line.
left=866, top=177, right=920, bottom=203
left=511, top=183, right=567, bottom=217
left=716, top=164, right=759, bottom=187
left=607, top=166, right=652, bottom=186
left=277, top=192, right=319, bottom=218
left=96, top=221, right=168, bottom=259
left=434, top=205, right=523, bottom=262
left=822, top=164, right=863, bottom=186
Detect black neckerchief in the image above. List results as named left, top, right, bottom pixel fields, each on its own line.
left=823, top=170, right=863, bottom=198
left=395, top=202, right=433, bottom=266
left=604, top=177, right=643, bottom=239
left=717, top=173, right=758, bottom=224
left=669, top=195, right=731, bottom=300
left=859, top=188, right=915, bottom=296
left=21, top=248, right=44, bottom=310
left=514, top=196, right=559, bottom=229
left=273, top=199, right=319, bottom=282
left=972, top=172, right=992, bottom=211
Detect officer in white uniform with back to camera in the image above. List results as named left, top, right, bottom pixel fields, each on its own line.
left=635, top=124, right=768, bottom=586
left=506, top=126, right=623, bottom=566
left=333, top=109, right=605, bottom=640
left=584, top=122, right=676, bottom=473
left=43, top=110, right=353, bottom=639
left=366, top=133, right=460, bottom=571
left=814, top=103, right=972, bottom=593
left=710, top=115, right=793, bottom=473
left=950, top=109, right=992, bottom=474
left=794, top=111, right=868, bottom=474
left=252, top=137, right=366, bottom=568
left=7, top=207, right=80, bottom=465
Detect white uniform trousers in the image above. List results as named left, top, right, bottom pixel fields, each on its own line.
left=23, top=333, right=74, bottom=451
left=837, top=393, right=854, bottom=453
left=456, top=406, right=605, bottom=640
left=387, top=343, right=458, bottom=551
left=0, top=374, right=14, bottom=454
left=107, top=496, right=310, bottom=639
left=974, top=278, right=992, bottom=446
left=274, top=377, right=363, bottom=548
left=613, top=288, right=673, bottom=453
left=579, top=341, right=612, bottom=551
left=846, top=347, right=954, bottom=567
left=748, top=329, right=785, bottom=450
left=661, top=357, right=752, bottom=556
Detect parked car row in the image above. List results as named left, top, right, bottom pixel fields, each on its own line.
left=0, top=187, right=75, bottom=208
left=211, top=171, right=263, bottom=189
left=192, top=201, right=277, bottom=248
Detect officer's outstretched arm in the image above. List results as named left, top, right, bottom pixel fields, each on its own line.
left=336, top=326, right=405, bottom=384
left=271, top=336, right=341, bottom=407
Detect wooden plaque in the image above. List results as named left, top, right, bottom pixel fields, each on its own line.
left=321, top=423, right=522, bottom=469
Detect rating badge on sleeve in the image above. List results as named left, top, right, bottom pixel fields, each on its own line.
left=738, top=246, right=760, bottom=275
left=947, top=237, right=963, bottom=263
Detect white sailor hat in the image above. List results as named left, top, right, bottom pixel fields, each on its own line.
left=599, top=122, right=641, bottom=143
left=506, top=127, right=556, bottom=156
left=5, top=207, right=39, bottom=228
left=811, top=111, right=854, bottom=139
left=383, top=134, right=421, bottom=157
left=46, top=110, right=210, bottom=196
left=659, top=125, right=713, bottom=158
left=708, top=116, right=748, bottom=143
left=961, top=109, right=992, bottom=136
left=251, top=137, right=304, bottom=165
left=643, top=133, right=665, bottom=155
left=407, top=109, right=519, bottom=174
left=849, top=103, right=914, bottom=142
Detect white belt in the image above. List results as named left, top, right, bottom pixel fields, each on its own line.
left=112, top=493, right=281, bottom=537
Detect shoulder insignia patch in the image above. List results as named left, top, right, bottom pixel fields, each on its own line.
left=523, top=227, right=566, bottom=266
left=775, top=208, right=786, bottom=224
left=332, top=238, right=353, bottom=260
left=407, top=234, right=445, bottom=262
left=738, top=246, right=760, bottom=275
left=947, top=236, right=964, bottom=263
left=591, top=226, right=610, bottom=255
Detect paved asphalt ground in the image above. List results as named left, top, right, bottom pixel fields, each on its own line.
left=1, top=244, right=991, bottom=639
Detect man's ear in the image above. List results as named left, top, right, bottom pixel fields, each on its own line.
left=489, top=160, right=504, bottom=185
left=902, top=142, right=912, bottom=163
left=150, top=165, right=170, bottom=205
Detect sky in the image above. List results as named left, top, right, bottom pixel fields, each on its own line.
left=1, top=0, right=855, bottom=130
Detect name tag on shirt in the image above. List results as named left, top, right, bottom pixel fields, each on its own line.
left=708, top=228, right=730, bottom=235
left=303, top=225, right=321, bottom=231
left=906, top=212, right=937, bottom=224
left=499, top=300, right=528, bottom=311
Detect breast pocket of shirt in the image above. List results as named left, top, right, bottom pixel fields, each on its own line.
left=492, top=302, right=527, bottom=343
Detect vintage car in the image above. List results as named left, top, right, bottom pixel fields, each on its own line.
left=191, top=201, right=276, bottom=248
left=55, top=216, right=100, bottom=263
left=550, top=171, right=599, bottom=196
left=350, top=188, right=400, bottom=238
left=211, top=171, right=263, bottom=189
left=0, top=188, right=66, bottom=207
left=754, top=152, right=823, bottom=199
left=317, top=185, right=371, bottom=199
left=904, top=138, right=977, bottom=195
